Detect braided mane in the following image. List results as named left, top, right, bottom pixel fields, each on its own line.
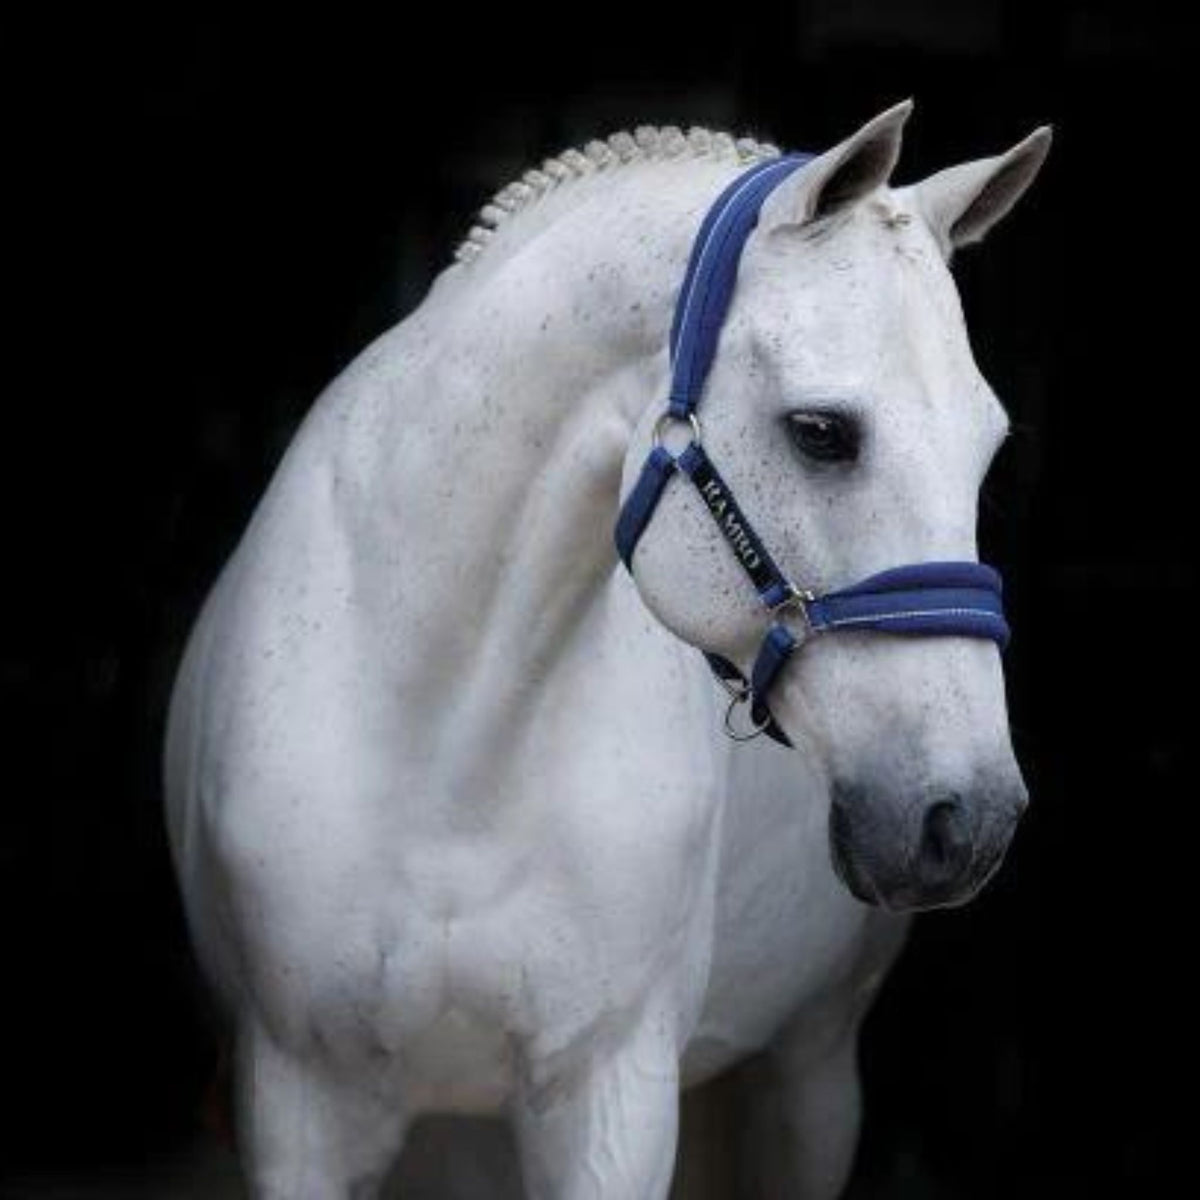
left=453, top=125, right=780, bottom=264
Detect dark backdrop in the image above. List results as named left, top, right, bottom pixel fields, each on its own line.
left=6, top=2, right=1191, bottom=1195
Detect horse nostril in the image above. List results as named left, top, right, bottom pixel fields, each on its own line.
left=919, top=796, right=973, bottom=880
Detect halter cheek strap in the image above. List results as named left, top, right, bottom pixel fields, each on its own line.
left=614, top=153, right=1011, bottom=746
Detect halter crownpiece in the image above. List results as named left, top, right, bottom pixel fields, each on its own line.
left=615, top=153, right=1010, bottom=745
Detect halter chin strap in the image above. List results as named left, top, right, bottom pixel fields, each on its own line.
left=615, top=153, right=1010, bottom=746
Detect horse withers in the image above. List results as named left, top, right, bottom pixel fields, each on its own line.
left=165, top=103, right=1049, bottom=1198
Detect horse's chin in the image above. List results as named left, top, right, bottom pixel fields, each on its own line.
left=828, top=808, right=1017, bottom=913
left=831, top=853, right=990, bottom=912
left=828, top=840, right=897, bottom=909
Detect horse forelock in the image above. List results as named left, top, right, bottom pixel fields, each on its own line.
left=453, top=126, right=781, bottom=265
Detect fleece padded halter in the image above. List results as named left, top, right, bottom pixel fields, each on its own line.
left=614, top=153, right=1010, bottom=745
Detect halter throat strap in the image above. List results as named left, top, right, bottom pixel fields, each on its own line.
left=614, top=153, right=1010, bottom=745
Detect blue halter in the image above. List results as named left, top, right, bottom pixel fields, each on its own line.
left=614, top=154, right=1009, bottom=745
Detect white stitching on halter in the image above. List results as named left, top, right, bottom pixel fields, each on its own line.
left=822, top=607, right=1002, bottom=629
left=670, top=159, right=797, bottom=369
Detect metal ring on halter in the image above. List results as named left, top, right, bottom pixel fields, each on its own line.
left=769, top=584, right=817, bottom=637
left=723, top=692, right=772, bottom=742
left=652, top=410, right=702, bottom=453
left=769, top=583, right=816, bottom=618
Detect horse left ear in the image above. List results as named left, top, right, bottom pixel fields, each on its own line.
left=903, top=126, right=1052, bottom=257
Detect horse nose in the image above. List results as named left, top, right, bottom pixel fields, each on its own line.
left=829, top=776, right=1026, bottom=910
left=916, top=795, right=974, bottom=888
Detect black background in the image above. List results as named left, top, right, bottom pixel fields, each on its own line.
left=5, top=2, right=1192, bottom=1195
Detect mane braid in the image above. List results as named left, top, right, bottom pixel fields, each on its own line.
left=452, top=125, right=780, bottom=264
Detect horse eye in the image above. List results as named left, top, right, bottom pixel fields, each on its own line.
left=786, top=411, right=860, bottom=464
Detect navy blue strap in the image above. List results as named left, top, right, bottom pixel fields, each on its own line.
left=676, top=443, right=794, bottom=602
left=615, top=447, right=677, bottom=570
left=749, top=624, right=798, bottom=733
left=617, top=153, right=814, bottom=572
left=808, top=562, right=1009, bottom=648
left=751, top=624, right=799, bottom=695
left=667, top=154, right=813, bottom=419
left=616, top=439, right=801, bottom=611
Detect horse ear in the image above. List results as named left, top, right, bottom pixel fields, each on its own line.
left=904, top=126, right=1052, bottom=256
left=758, top=100, right=912, bottom=233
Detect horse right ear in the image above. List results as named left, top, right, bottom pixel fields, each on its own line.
left=758, top=100, right=912, bottom=233
left=902, top=127, right=1052, bottom=257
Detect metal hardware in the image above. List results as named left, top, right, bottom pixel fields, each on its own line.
left=723, top=691, right=772, bottom=742
left=769, top=583, right=816, bottom=617
left=652, top=410, right=702, bottom=453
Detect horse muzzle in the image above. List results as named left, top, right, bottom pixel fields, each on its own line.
left=829, top=775, right=1028, bottom=911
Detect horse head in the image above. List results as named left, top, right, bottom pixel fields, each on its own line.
left=621, top=103, right=1050, bottom=911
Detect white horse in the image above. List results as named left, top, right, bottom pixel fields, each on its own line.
left=165, top=102, right=1049, bottom=1198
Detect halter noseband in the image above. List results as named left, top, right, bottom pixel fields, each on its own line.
left=614, top=153, right=1009, bottom=745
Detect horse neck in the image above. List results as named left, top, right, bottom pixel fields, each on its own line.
left=350, top=159, right=739, bottom=766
